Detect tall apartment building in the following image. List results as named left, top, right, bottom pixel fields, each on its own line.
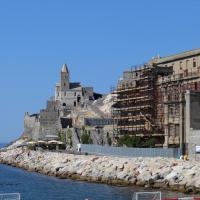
left=113, top=49, right=200, bottom=150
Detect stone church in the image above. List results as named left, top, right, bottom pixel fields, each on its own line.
left=24, top=64, right=102, bottom=141
left=55, top=64, right=95, bottom=108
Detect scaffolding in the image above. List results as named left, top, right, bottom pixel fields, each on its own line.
left=112, top=63, right=200, bottom=146
left=112, top=64, right=157, bottom=137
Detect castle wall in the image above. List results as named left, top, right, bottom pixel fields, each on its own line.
left=74, top=125, right=114, bottom=147
left=85, top=125, right=114, bottom=146
left=24, top=113, right=40, bottom=141
left=39, top=100, right=59, bottom=140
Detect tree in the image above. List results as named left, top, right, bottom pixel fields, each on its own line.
left=58, top=131, right=66, bottom=143
left=118, top=135, right=155, bottom=148
left=66, top=129, right=73, bottom=147
left=80, top=126, right=92, bottom=144
left=81, top=132, right=93, bottom=144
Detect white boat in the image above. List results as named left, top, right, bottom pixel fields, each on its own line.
left=0, top=193, right=20, bottom=200
left=133, top=192, right=199, bottom=200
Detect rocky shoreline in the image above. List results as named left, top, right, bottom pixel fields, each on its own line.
left=0, top=147, right=200, bottom=194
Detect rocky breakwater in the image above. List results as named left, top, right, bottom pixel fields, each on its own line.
left=0, top=147, right=200, bottom=194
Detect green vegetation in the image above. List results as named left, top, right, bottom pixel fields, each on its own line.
left=58, top=131, right=66, bottom=143
left=67, top=129, right=72, bottom=147
left=81, top=126, right=93, bottom=144
left=118, top=135, right=156, bottom=148
left=81, top=132, right=93, bottom=144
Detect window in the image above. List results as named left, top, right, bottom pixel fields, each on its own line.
left=169, top=106, right=174, bottom=115
left=77, top=96, right=81, bottom=103
left=175, top=105, right=179, bottom=116
left=175, top=125, right=180, bottom=137
left=193, top=59, right=197, bottom=67
left=179, top=62, right=182, bottom=70
left=186, top=60, right=190, bottom=68
left=195, top=82, right=198, bottom=90
left=74, top=92, right=76, bottom=96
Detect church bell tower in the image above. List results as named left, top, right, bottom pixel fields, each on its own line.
left=61, top=64, right=69, bottom=91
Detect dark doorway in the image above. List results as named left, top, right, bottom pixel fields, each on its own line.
left=61, top=118, right=72, bottom=128
left=77, top=95, right=81, bottom=103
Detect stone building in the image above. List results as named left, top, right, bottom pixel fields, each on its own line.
left=24, top=64, right=102, bottom=141
left=55, top=64, right=95, bottom=108
left=113, top=48, right=200, bottom=152
left=23, top=64, right=114, bottom=147
left=185, top=91, right=200, bottom=159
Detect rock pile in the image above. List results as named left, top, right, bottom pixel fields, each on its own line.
left=0, top=147, right=200, bottom=193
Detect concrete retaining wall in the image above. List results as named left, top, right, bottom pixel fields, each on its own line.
left=81, top=144, right=180, bottom=158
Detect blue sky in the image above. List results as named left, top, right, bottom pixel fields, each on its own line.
left=0, top=0, right=200, bottom=142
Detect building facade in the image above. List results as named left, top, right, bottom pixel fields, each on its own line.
left=113, top=48, right=200, bottom=151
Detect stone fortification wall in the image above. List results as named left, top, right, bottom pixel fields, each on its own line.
left=24, top=113, right=40, bottom=140
left=24, top=100, right=60, bottom=141
left=72, top=125, right=113, bottom=147
left=39, top=100, right=59, bottom=140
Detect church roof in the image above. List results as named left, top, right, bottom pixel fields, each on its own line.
left=70, top=82, right=81, bottom=89
left=61, top=64, right=69, bottom=73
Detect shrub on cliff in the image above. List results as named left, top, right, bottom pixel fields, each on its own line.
left=81, top=132, right=93, bottom=144
left=58, top=131, right=66, bottom=143
left=67, top=129, right=73, bottom=147
left=118, top=135, right=156, bottom=148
